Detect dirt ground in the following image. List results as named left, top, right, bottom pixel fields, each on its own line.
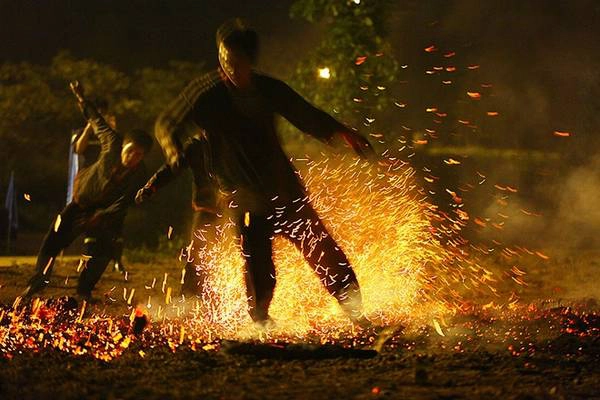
left=0, top=249, right=599, bottom=400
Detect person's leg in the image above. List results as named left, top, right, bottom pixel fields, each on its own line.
left=237, top=212, right=276, bottom=323
left=181, top=210, right=220, bottom=296
left=283, top=202, right=365, bottom=322
left=24, top=203, right=86, bottom=296
left=110, top=218, right=126, bottom=274
left=112, top=236, right=126, bottom=274
left=77, top=229, right=113, bottom=298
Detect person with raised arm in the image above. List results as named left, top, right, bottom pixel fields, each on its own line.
left=23, top=81, right=153, bottom=301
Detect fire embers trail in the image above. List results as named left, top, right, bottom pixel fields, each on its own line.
left=185, top=151, right=486, bottom=339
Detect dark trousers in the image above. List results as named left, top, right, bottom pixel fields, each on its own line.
left=237, top=201, right=362, bottom=322
left=27, top=202, right=119, bottom=296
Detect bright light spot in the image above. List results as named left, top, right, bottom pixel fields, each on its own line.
left=318, top=67, right=331, bottom=79
left=352, top=0, right=361, bottom=4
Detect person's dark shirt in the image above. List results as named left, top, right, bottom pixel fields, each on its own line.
left=153, top=69, right=349, bottom=210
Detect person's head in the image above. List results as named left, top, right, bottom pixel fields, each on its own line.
left=121, top=129, right=152, bottom=168
left=216, top=18, right=258, bottom=89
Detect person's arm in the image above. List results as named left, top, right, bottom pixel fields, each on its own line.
left=269, top=77, right=374, bottom=158
left=135, top=164, right=178, bottom=204
left=135, top=138, right=199, bottom=204
left=74, top=122, right=93, bottom=154
left=155, top=74, right=216, bottom=169
left=70, top=81, right=120, bottom=158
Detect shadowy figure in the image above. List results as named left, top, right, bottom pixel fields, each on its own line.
left=138, top=19, right=374, bottom=326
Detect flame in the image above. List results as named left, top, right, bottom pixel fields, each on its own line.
left=0, top=154, right=513, bottom=361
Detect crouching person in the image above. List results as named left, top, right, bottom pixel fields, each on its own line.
left=22, top=81, right=152, bottom=301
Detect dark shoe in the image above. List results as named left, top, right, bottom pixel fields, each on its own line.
left=22, top=276, right=48, bottom=298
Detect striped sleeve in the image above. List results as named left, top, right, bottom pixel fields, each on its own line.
left=155, top=70, right=221, bottom=160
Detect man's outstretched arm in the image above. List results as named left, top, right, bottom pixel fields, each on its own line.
left=155, top=73, right=218, bottom=168
left=135, top=137, right=204, bottom=204
left=135, top=164, right=178, bottom=204
left=269, top=78, right=375, bottom=158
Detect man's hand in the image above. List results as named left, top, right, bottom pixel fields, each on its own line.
left=69, top=80, right=85, bottom=103
left=339, top=131, right=375, bottom=159
left=135, top=186, right=154, bottom=205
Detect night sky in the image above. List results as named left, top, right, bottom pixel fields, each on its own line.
left=2, top=0, right=599, bottom=163
left=0, top=0, right=317, bottom=75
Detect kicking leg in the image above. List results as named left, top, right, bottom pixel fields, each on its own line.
left=24, top=203, right=87, bottom=296
left=284, top=202, right=364, bottom=322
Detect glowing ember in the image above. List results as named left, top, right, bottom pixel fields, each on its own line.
left=553, top=131, right=571, bottom=137
left=158, top=152, right=495, bottom=339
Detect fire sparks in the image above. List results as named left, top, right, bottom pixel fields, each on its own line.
left=433, top=319, right=445, bottom=336
left=553, top=131, right=571, bottom=137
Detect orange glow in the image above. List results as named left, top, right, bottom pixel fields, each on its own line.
left=355, top=56, right=367, bottom=65
left=553, top=131, right=571, bottom=137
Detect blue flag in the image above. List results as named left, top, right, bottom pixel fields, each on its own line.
left=67, top=135, right=79, bottom=204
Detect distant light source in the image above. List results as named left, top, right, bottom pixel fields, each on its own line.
left=352, top=0, right=361, bottom=4
left=318, top=67, right=331, bottom=79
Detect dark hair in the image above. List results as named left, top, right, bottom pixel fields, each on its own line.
left=216, top=18, right=259, bottom=63
left=125, top=129, right=153, bottom=153
left=91, top=97, right=109, bottom=114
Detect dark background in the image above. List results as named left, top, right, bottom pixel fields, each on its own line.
left=0, top=0, right=315, bottom=75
